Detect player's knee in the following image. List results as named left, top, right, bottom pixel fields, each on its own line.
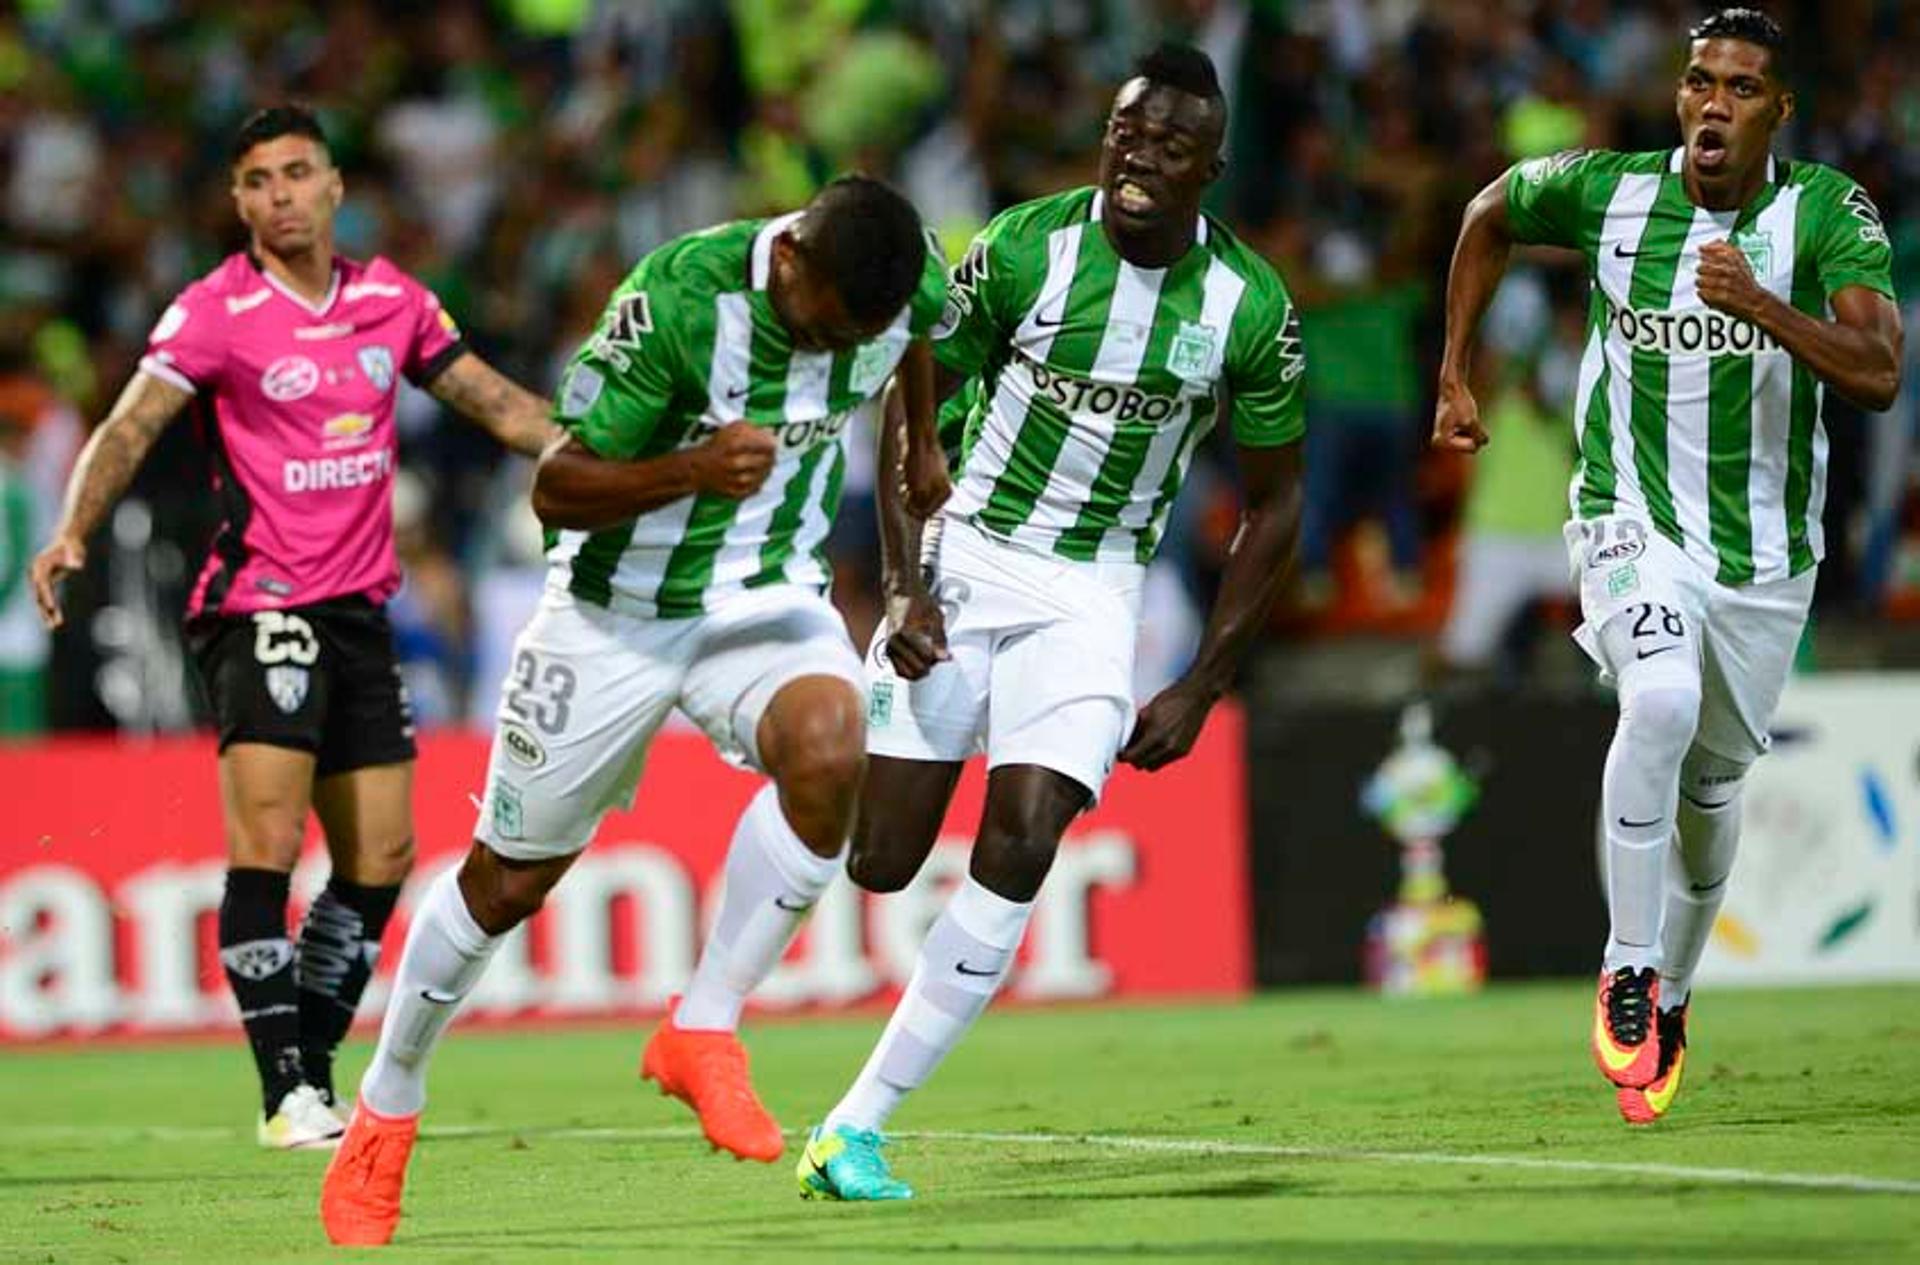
left=1679, top=745, right=1749, bottom=814
left=1619, top=683, right=1701, bottom=763
left=229, top=815, right=306, bottom=870
left=973, top=831, right=1059, bottom=902
left=845, top=844, right=913, bottom=894
left=346, top=834, right=414, bottom=885
left=769, top=692, right=866, bottom=797
left=479, top=875, right=548, bottom=933
left=459, top=854, right=550, bottom=934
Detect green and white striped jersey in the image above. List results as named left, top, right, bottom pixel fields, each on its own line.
left=935, top=187, right=1305, bottom=564
left=1509, top=148, right=1895, bottom=585
left=547, top=214, right=946, bottom=617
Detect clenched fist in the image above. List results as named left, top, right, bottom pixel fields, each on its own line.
left=1696, top=240, right=1768, bottom=323
left=1430, top=375, right=1487, bottom=453
left=688, top=421, right=776, bottom=500
left=883, top=586, right=950, bottom=680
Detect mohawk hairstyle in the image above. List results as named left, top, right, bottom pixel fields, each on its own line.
left=795, top=175, right=928, bottom=325
left=231, top=104, right=331, bottom=166
left=1134, top=43, right=1223, bottom=103
left=1689, top=8, right=1789, bottom=82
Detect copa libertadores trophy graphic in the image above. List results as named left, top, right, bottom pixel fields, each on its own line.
left=1360, top=701, right=1487, bottom=995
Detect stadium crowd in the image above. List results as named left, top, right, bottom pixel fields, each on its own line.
left=1, top=0, right=1915, bottom=734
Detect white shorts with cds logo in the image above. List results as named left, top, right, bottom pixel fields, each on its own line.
left=864, top=516, right=1142, bottom=802
left=1565, top=514, right=1814, bottom=761
left=476, top=584, right=861, bottom=860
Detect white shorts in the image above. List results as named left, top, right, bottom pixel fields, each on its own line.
left=864, top=517, right=1142, bottom=801
left=1565, top=515, right=1815, bottom=762
left=476, top=584, right=862, bottom=860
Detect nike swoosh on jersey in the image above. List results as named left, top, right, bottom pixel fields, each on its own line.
left=420, top=988, right=461, bottom=1005
left=774, top=895, right=812, bottom=912
left=1636, top=645, right=1678, bottom=660
left=954, top=961, right=998, bottom=977
left=1612, top=242, right=1642, bottom=259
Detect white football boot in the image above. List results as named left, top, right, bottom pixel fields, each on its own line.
left=258, top=1083, right=348, bottom=1150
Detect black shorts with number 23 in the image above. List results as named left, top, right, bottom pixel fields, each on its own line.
left=188, top=596, right=416, bottom=776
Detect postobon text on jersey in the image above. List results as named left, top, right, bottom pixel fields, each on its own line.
left=1604, top=299, right=1782, bottom=358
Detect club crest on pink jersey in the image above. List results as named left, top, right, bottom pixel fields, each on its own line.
left=358, top=345, right=394, bottom=393
left=262, top=355, right=319, bottom=402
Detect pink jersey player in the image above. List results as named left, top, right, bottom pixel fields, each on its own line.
left=31, top=106, right=556, bottom=1152
left=139, top=252, right=466, bottom=616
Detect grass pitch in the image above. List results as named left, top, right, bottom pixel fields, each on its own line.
left=4, top=982, right=1917, bottom=1263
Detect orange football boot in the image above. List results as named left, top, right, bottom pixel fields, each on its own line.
left=641, top=998, right=784, bottom=1162
left=1617, top=1002, right=1689, bottom=1124
left=1591, top=966, right=1661, bottom=1088
left=320, top=1100, right=420, bottom=1247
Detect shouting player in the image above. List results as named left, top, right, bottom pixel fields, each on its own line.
left=29, top=106, right=557, bottom=1149
left=1431, top=8, right=1900, bottom=1123
left=319, top=175, right=947, bottom=1246
left=796, top=44, right=1306, bottom=1200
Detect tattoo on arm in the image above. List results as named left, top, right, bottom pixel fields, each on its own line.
left=428, top=356, right=558, bottom=458
left=58, top=373, right=190, bottom=542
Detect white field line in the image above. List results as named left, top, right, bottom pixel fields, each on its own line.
left=9, top=1123, right=1918, bottom=1196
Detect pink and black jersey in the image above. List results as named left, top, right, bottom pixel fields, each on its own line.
left=139, top=252, right=467, bottom=617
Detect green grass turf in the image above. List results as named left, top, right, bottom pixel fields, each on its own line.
left=3, top=982, right=1917, bottom=1263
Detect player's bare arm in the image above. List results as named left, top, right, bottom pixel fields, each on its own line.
left=876, top=354, right=969, bottom=680
left=895, top=339, right=949, bottom=518
left=876, top=377, right=945, bottom=682
left=1696, top=251, right=1903, bottom=411
left=530, top=423, right=776, bottom=532
left=29, top=370, right=192, bottom=628
left=1120, top=439, right=1303, bottom=772
left=426, top=353, right=563, bottom=458
left=1431, top=175, right=1516, bottom=454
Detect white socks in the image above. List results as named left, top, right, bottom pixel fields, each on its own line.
left=358, top=868, right=502, bottom=1118
left=1598, top=619, right=1702, bottom=975
left=1660, top=747, right=1747, bottom=1009
left=825, top=878, right=1033, bottom=1134
left=675, top=783, right=842, bottom=1032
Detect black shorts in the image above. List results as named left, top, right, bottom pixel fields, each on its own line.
left=188, top=597, right=416, bottom=777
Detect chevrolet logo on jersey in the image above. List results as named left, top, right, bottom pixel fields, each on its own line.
left=1605, top=300, right=1781, bottom=357
left=1018, top=356, right=1184, bottom=424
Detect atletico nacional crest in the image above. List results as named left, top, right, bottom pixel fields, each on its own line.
left=1733, top=230, right=1773, bottom=279
left=358, top=344, right=395, bottom=393
left=1167, top=321, right=1219, bottom=383
left=849, top=337, right=903, bottom=396
left=266, top=665, right=310, bottom=714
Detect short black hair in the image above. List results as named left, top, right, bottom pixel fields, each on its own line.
left=1689, top=8, right=1789, bottom=82
left=230, top=105, right=331, bottom=166
left=1134, top=43, right=1223, bottom=105
left=795, top=175, right=927, bottom=324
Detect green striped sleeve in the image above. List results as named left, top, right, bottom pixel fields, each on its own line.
left=906, top=228, right=950, bottom=336
left=1809, top=170, right=1896, bottom=300
left=1505, top=150, right=1593, bottom=249
left=1226, top=271, right=1306, bottom=448
left=557, top=256, right=692, bottom=460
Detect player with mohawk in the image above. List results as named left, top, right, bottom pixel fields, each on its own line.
left=796, top=44, right=1308, bottom=1201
